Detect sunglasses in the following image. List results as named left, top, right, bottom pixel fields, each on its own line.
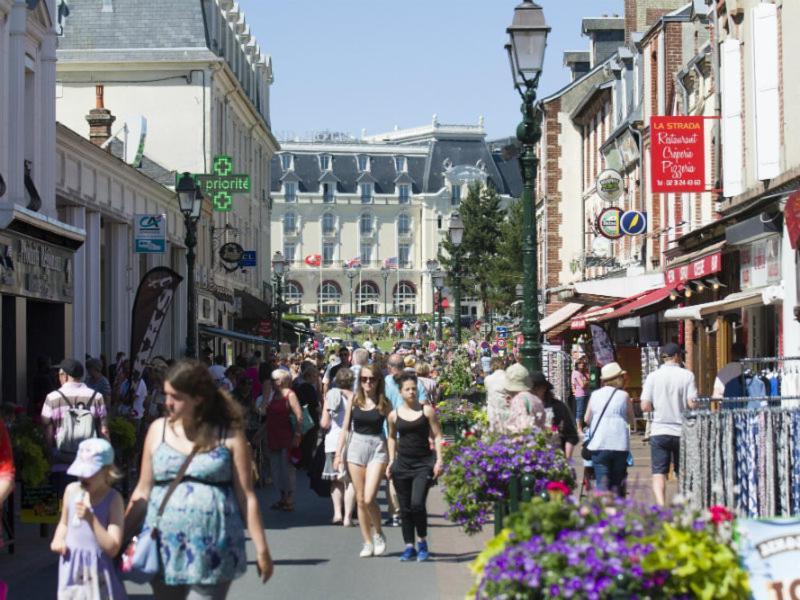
left=360, top=376, right=377, bottom=383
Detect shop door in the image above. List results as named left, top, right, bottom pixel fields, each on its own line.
left=26, top=300, right=65, bottom=401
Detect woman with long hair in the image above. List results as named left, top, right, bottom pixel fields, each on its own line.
left=127, top=360, right=273, bottom=599
left=320, top=368, right=356, bottom=526
left=333, top=364, right=391, bottom=558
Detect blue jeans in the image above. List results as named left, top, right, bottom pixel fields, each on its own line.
left=591, top=450, right=628, bottom=496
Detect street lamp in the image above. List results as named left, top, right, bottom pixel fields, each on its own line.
left=176, top=172, right=203, bottom=359
left=449, top=212, right=464, bottom=344
left=272, top=250, right=287, bottom=344
left=343, top=264, right=361, bottom=315
left=380, top=265, right=391, bottom=317
left=432, top=269, right=446, bottom=343
left=506, top=0, right=550, bottom=373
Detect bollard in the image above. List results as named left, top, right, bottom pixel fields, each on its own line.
left=508, top=476, right=520, bottom=515
left=494, top=501, right=504, bottom=535
left=521, top=474, right=534, bottom=502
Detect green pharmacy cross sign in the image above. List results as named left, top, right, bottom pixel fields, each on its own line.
left=188, top=155, right=250, bottom=212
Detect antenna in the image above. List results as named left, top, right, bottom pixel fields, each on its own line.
left=100, top=115, right=148, bottom=166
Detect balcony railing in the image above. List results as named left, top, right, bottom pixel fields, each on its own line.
left=291, top=260, right=417, bottom=270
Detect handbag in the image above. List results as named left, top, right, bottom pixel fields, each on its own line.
left=581, top=389, right=617, bottom=461
left=290, top=405, right=315, bottom=435
left=118, top=447, right=197, bottom=584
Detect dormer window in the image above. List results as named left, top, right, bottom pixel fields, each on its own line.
left=322, top=182, right=335, bottom=202
left=398, top=184, right=410, bottom=204
left=394, top=156, right=406, bottom=173
left=451, top=184, right=462, bottom=206
left=319, top=154, right=331, bottom=171
left=357, top=155, right=370, bottom=172
left=360, top=183, right=373, bottom=203
left=280, top=153, right=293, bottom=171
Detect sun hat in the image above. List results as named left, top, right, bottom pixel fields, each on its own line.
left=403, top=355, right=416, bottom=368
left=67, top=438, right=115, bottom=479
left=600, top=362, right=627, bottom=382
left=505, top=363, right=532, bottom=393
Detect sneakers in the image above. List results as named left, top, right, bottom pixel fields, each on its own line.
left=359, top=542, right=374, bottom=558
left=416, top=540, right=430, bottom=562
left=392, top=515, right=401, bottom=527
left=373, top=533, right=387, bottom=556
left=400, top=545, right=418, bottom=562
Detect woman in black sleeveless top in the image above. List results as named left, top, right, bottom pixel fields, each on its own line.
left=386, top=373, right=443, bottom=562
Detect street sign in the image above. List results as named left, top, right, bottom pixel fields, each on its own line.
left=219, top=242, right=245, bottom=264
left=596, top=207, right=624, bottom=240
left=257, top=320, right=272, bottom=336
left=596, top=169, right=623, bottom=202
left=134, top=213, right=166, bottom=254
left=239, top=250, right=257, bottom=267
left=182, top=155, right=251, bottom=212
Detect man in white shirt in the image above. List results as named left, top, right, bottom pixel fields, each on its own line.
left=483, top=357, right=509, bottom=432
left=640, top=342, right=698, bottom=506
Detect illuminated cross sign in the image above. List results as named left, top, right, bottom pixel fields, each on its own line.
left=189, top=155, right=250, bottom=212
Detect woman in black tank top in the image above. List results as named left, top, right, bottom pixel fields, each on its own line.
left=386, top=373, right=443, bottom=562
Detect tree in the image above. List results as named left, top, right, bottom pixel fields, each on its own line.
left=490, top=197, right=524, bottom=313
left=439, top=182, right=506, bottom=321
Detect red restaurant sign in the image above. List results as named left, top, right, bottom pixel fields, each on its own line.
left=665, top=251, right=722, bottom=288
left=785, top=191, right=800, bottom=250
left=650, top=116, right=705, bottom=192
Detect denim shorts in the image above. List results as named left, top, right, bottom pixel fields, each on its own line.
left=346, top=432, right=389, bottom=466
left=650, top=435, right=680, bottom=475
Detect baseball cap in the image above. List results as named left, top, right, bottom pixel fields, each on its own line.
left=661, top=342, right=681, bottom=357
left=67, top=438, right=115, bottom=479
left=57, top=358, right=84, bottom=379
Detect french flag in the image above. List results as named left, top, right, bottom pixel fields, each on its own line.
left=304, top=254, right=321, bottom=267
left=382, top=257, right=398, bottom=270
left=345, top=257, right=362, bottom=268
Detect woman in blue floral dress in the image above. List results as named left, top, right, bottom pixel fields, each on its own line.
left=127, top=360, right=273, bottom=599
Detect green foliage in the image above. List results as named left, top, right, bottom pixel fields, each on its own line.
left=13, top=435, right=49, bottom=487
left=109, top=417, right=137, bottom=456
left=439, top=182, right=506, bottom=316
left=437, top=350, right=472, bottom=399
left=642, top=522, right=751, bottom=600
left=491, top=198, right=524, bottom=312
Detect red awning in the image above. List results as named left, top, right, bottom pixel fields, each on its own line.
left=595, top=286, right=673, bottom=322
left=569, top=296, right=634, bottom=330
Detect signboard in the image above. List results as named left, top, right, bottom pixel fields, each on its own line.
left=620, top=211, right=647, bottom=236
left=21, top=484, right=60, bottom=524
left=0, top=231, right=74, bottom=303
left=219, top=242, right=245, bottom=264
left=741, top=236, right=781, bottom=290
left=185, top=155, right=251, bottom=212
left=596, top=169, right=624, bottom=202
left=257, top=320, right=272, bottom=337
left=666, top=251, right=722, bottom=288
left=589, top=323, right=615, bottom=366
left=134, top=213, right=166, bottom=254
left=650, top=116, right=706, bottom=192
left=738, top=518, right=800, bottom=600
left=785, top=191, right=800, bottom=250
left=239, top=250, right=257, bottom=267
left=596, top=207, right=624, bottom=239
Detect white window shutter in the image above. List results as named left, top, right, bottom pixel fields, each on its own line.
left=721, top=39, right=744, bottom=197
left=751, top=3, right=781, bottom=181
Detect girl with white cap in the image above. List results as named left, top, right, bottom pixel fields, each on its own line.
left=51, top=438, right=126, bottom=599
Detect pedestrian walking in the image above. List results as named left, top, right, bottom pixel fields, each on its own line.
left=292, top=361, right=322, bottom=470
left=484, top=357, right=510, bottom=433
left=51, top=438, right=126, bottom=600
left=386, top=373, right=443, bottom=562
left=583, top=362, right=634, bottom=496
left=415, top=362, right=439, bottom=405
left=571, top=357, right=590, bottom=435
left=126, top=360, right=273, bottom=598
left=502, top=363, right=546, bottom=434
left=320, top=368, right=356, bottom=526
left=538, top=376, right=579, bottom=459
left=333, top=364, right=390, bottom=558
left=640, top=342, right=698, bottom=506
left=265, top=369, right=303, bottom=511
left=85, top=358, right=112, bottom=401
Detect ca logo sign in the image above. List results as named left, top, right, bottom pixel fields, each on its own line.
left=139, top=215, right=162, bottom=230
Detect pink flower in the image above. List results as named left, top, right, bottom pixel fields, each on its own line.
left=709, top=505, right=734, bottom=524
left=440, top=440, right=450, bottom=447
left=546, top=481, right=570, bottom=496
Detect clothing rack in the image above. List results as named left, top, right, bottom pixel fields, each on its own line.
left=681, top=400, right=800, bottom=517
left=541, top=347, right=571, bottom=406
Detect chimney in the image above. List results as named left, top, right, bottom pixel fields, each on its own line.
left=85, top=85, right=116, bottom=147
left=563, top=51, right=591, bottom=81
left=624, top=0, right=689, bottom=44
left=582, top=17, right=625, bottom=67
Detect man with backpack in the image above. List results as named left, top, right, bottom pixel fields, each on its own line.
left=41, top=359, right=109, bottom=494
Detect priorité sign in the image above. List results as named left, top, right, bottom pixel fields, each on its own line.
left=181, top=155, right=251, bottom=212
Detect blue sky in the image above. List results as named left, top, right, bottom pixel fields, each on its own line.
left=239, top=1, right=624, bottom=140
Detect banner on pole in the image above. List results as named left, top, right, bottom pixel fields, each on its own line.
left=127, top=267, right=183, bottom=412
left=650, top=116, right=705, bottom=192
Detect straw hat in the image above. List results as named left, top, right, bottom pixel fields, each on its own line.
left=600, top=362, right=626, bottom=382
left=504, top=363, right=532, bottom=393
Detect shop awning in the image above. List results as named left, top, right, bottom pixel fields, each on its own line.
left=595, top=286, right=673, bottom=323
left=663, top=285, right=784, bottom=321
left=199, top=324, right=277, bottom=346
left=572, top=272, right=665, bottom=301
left=541, top=303, right=584, bottom=333
left=570, top=296, right=634, bottom=329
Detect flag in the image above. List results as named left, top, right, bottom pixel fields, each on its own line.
left=345, top=257, right=362, bottom=268
left=382, top=257, right=398, bottom=270
left=305, top=254, right=321, bottom=267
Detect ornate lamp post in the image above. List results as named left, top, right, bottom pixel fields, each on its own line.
left=449, top=212, right=464, bottom=344
left=506, top=0, right=550, bottom=373
left=344, top=264, right=361, bottom=315
left=432, top=269, right=446, bottom=343
left=272, top=251, right=287, bottom=343
left=176, top=172, right=203, bottom=359
left=380, top=265, right=391, bottom=316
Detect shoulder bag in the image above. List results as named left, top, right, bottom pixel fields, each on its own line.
left=581, top=389, right=617, bottom=461
left=118, top=448, right=198, bottom=583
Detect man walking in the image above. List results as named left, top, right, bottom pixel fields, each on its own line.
left=640, top=342, right=698, bottom=506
